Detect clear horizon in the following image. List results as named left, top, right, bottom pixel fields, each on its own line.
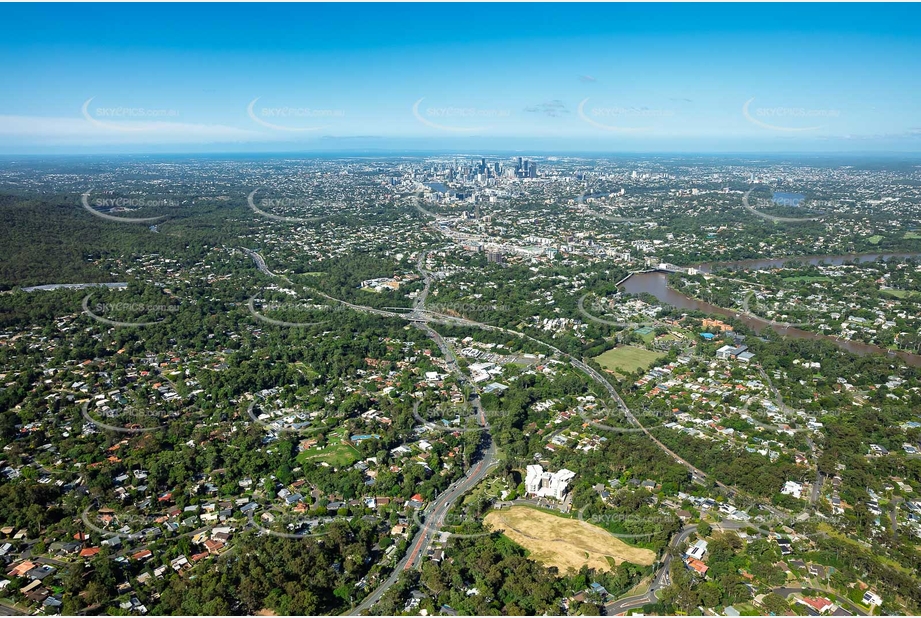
left=1, top=3, right=920, bottom=155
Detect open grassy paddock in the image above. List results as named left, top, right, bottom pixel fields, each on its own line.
left=484, top=505, right=656, bottom=572
left=593, top=346, right=664, bottom=377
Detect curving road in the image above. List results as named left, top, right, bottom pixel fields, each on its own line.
left=246, top=246, right=787, bottom=521
left=604, top=524, right=697, bottom=614
left=245, top=249, right=785, bottom=615
left=577, top=293, right=652, bottom=329
left=604, top=519, right=753, bottom=615
left=742, top=188, right=823, bottom=223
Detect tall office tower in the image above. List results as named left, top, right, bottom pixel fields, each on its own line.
left=481, top=158, right=486, bottom=173
left=523, top=160, right=530, bottom=176
left=529, top=162, right=537, bottom=178
left=494, top=162, right=500, bottom=176
left=517, top=156, right=523, bottom=172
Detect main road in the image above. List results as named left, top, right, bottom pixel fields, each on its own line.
left=246, top=246, right=782, bottom=521
left=347, top=430, right=496, bottom=615
left=603, top=519, right=749, bottom=615
left=244, top=245, right=789, bottom=610
left=346, top=351, right=495, bottom=613
left=604, top=524, right=697, bottom=614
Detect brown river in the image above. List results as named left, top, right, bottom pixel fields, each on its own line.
left=620, top=253, right=921, bottom=367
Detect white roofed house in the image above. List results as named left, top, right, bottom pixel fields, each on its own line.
left=686, top=539, right=708, bottom=560
left=862, top=591, right=882, bottom=607
left=782, top=480, right=804, bottom=499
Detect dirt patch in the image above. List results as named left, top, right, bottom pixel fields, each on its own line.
left=484, top=505, right=655, bottom=572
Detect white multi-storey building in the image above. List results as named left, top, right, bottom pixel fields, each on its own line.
left=525, top=465, right=575, bottom=501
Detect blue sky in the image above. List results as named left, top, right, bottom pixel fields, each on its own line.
left=1, top=3, right=919, bottom=154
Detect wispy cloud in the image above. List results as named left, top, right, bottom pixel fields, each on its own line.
left=837, top=127, right=921, bottom=141
left=0, top=114, right=287, bottom=144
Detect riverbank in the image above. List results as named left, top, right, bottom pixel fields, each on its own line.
left=619, top=270, right=921, bottom=367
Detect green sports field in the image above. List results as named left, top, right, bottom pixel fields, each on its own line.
left=593, top=346, right=664, bottom=376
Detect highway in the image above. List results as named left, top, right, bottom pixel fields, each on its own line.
left=248, top=243, right=791, bottom=514
left=812, top=471, right=825, bottom=506
left=412, top=249, right=433, bottom=316
left=346, top=410, right=494, bottom=613
left=342, top=246, right=496, bottom=615
left=346, top=428, right=495, bottom=615
left=567, top=356, right=786, bottom=521
left=244, top=245, right=793, bottom=612
left=406, top=433, right=496, bottom=569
